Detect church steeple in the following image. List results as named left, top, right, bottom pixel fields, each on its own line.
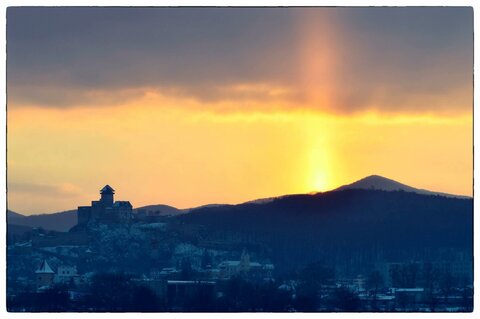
left=35, top=259, right=55, bottom=290
left=35, top=260, right=55, bottom=274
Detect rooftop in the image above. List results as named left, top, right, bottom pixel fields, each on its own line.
left=100, top=185, right=115, bottom=194
left=35, top=260, right=55, bottom=274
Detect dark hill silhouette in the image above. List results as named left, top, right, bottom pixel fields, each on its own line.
left=6, top=210, right=25, bottom=224
left=178, top=188, right=472, bottom=273
left=6, top=175, right=471, bottom=236
left=335, top=175, right=470, bottom=199
left=6, top=204, right=227, bottom=231
left=134, top=203, right=230, bottom=215
left=7, top=223, right=34, bottom=245
left=134, top=204, right=185, bottom=216
left=7, top=209, right=77, bottom=232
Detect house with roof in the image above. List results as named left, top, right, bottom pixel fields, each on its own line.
left=35, top=260, right=55, bottom=290
left=55, top=265, right=81, bottom=285
left=77, top=185, right=133, bottom=226
left=35, top=260, right=88, bottom=291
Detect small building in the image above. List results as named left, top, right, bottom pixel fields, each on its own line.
left=353, top=275, right=367, bottom=292
left=337, top=275, right=367, bottom=292
left=35, top=260, right=55, bottom=290
left=152, top=267, right=180, bottom=279
left=55, top=265, right=80, bottom=285
left=35, top=259, right=88, bottom=291
left=218, top=249, right=275, bottom=281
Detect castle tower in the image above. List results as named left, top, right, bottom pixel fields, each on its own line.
left=100, top=185, right=115, bottom=207
left=35, top=260, right=55, bottom=290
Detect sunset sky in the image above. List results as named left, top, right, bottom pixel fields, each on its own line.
left=7, top=7, right=473, bottom=215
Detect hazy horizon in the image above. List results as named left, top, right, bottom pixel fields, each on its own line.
left=8, top=174, right=472, bottom=216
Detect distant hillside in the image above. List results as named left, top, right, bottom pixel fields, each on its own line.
left=7, top=223, right=34, bottom=245
left=335, top=175, right=470, bottom=199
left=6, top=210, right=27, bottom=224
left=6, top=175, right=471, bottom=237
left=134, top=204, right=185, bottom=216
left=179, top=188, right=473, bottom=273
left=7, top=204, right=188, bottom=231
left=7, top=204, right=189, bottom=231
left=184, top=203, right=230, bottom=211
left=7, top=210, right=77, bottom=232
left=7, top=223, right=33, bottom=236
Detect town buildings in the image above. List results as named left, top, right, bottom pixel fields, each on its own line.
left=35, top=260, right=87, bottom=291
left=218, top=249, right=274, bottom=281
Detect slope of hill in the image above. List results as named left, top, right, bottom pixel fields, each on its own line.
left=7, top=210, right=77, bottom=232
left=184, top=203, right=230, bottom=211
left=7, top=223, right=34, bottom=245
left=334, top=175, right=470, bottom=199
left=7, top=175, right=471, bottom=238
left=178, top=188, right=472, bottom=273
left=134, top=204, right=185, bottom=216
left=6, top=210, right=26, bottom=224
left=7, top=204, right=188, bottom=231
left=134, top=203, right=231, bottom=215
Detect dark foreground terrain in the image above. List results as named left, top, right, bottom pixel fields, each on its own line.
left=7, top=186, right=473, bottom=312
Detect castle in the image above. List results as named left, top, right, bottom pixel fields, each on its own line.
left=77, top=185, right=132, bottom=225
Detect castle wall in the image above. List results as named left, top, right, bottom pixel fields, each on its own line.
left=77, top=207, right=91, bottom=225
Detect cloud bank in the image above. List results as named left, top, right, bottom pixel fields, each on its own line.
left=7, top=7, right=473, bottom=115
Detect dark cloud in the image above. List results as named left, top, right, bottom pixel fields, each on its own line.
left=328, top=7, right=473, bottom=114
left=7, top=7, right=473, bottom=114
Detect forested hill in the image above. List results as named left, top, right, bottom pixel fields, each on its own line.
left=177, top=189, right=472, bottom=272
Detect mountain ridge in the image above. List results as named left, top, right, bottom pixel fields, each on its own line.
left=7, top=175, right=470, bottom=231
left=179, top=188, right=472, bottom=272
left=334, top=175, right=470, bottom=199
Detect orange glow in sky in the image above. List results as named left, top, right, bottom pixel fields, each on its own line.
left=7, top=8, right=473, bottom=214
left=8, top=92, right=472, bottom=214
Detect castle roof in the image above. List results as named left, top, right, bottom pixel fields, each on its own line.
left=35, top=260, right=55, bottom=274
left=100, top=185, right=115, bottom=194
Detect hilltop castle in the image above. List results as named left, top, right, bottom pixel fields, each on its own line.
left=77, top=185, right=132, bottom=226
